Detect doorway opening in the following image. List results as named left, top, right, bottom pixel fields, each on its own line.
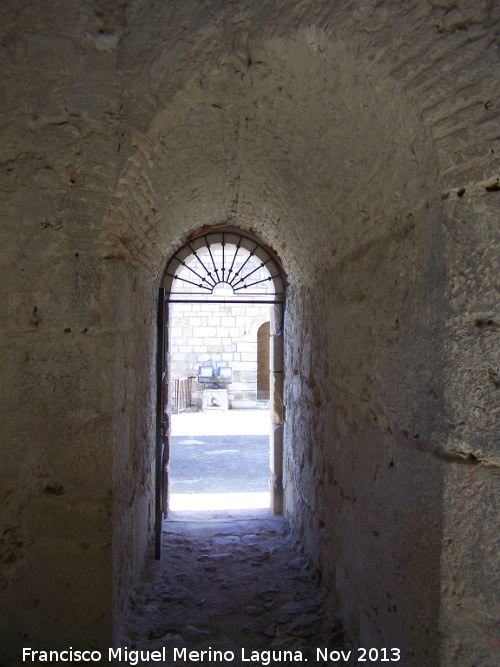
left=168, top=297, right=272, bottom=515
left=155, top=227, right=286, bottom=553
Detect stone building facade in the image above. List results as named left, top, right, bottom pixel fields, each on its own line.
left=170, top=302, right=271, bottom=409
left=1, top=1, right=499, bottom=665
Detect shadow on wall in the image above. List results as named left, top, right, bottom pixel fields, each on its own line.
left=283, top=199, right=446, bottom=661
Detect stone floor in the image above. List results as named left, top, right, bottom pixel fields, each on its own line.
left=121, top=511, right=349, bottom=666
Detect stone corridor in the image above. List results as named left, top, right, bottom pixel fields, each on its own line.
left=121, top=513, right=347, bottom=666
left=2, top=1, right=499, bottom=663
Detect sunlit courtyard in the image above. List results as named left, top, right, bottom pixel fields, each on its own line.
left=169, top=409, right=271, bottom=514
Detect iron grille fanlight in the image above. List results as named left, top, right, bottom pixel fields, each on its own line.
left=162, top=230, right=286, bottom=304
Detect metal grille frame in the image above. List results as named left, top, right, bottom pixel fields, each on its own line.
left=162, top=227, right=287, bottom=304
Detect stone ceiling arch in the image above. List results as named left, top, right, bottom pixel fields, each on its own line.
left=117, top=1, right=499, bottom=199
left=105, top=29, right=442, bottom=289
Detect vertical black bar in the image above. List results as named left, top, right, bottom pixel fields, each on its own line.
left=227, top=236, right=242, bottom=280
left=155, top=288, right=166, bottom=559
left=206, top=237, right=220, bottom=282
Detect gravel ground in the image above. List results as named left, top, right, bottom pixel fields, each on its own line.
left=120, top=514, right=348, bottom=666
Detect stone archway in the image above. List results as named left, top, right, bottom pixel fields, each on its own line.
left=158, top=226, right=287, bottom=528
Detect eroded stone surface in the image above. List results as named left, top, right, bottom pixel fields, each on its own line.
left=121, top=514, right=346, bottom=666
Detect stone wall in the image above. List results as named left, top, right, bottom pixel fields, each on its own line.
left=0, top=1, right=126, bottom=656
left=284, top=190, right=446, bottom=660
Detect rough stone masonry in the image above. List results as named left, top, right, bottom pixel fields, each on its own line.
left=0, top=1, right=499, bottom=666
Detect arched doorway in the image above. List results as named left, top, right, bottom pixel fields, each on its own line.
left=155, top=226, right=287, bottom=556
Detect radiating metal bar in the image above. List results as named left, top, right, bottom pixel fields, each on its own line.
left=228, top=243, right=258, bottom=285
left=227, top=236, right=242, bottom=280
left=188, top=243, right=217, bottom=287
left=221, top=233, right=226, bottom=283
left=175, top=255, right=212, bottom=286
left=206, top=237, right=220, bottom=282
left=172, top=275, right=212, bottom=290
left=234, top=275, right=278, bottom=290
left=233, top=257, right=273, bottom=288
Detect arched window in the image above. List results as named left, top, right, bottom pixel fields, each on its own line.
left=162, top=229, right=286, bottom=304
